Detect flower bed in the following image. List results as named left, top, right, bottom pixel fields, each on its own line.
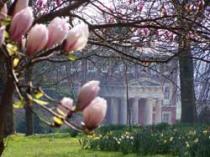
left=79, top=124, right=210, bottom=157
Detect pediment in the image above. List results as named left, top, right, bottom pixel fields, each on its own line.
left=129, top=78, right=161, bottom=87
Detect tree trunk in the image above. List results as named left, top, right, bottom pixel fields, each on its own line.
left=0, top=75, right=15, bottom=156
left=0, top=58, right=15, bottom=137
left=124, top=63, right=131, bottom=126
left=3, top=96, right=15, bottom=137
left=179, top=39, right=197, bottom=123
left=3, top=77, right=15, bottom=137
left=25, top=67, right=34, bottom=136
left=0, top=105, right=5, bottom=156
left=25, top=105, right=34, bottom=136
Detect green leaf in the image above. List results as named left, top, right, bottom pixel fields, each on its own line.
left=27, top=94, right=48, bottom=106
left=6, top=43, right=18, bottom=56
left=67, top=54, right=78, bottom=61
left=13, top=100, right=24, bottom=109
left=34, top=91, right=44, bottom=99
left=1, top=17, right=11, bottom=26
left=53, top=116, right=64, bottom=126
left=32, top=98, right=49, bottom=106
left=12, top=57, right=20, bottom=68
left=3, top=30, right=9, bottom=39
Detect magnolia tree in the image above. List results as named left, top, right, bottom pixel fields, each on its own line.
left=0, top=0, right=108, bottom=155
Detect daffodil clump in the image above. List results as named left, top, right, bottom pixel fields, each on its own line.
left=79, top=124, right=210, bottom=157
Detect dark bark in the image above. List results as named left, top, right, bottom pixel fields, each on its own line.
left=0, top=140, right=3, bottom=157
left=3, top=96, right=15, bottom=137
left=0, top=106, right=5, bottom=156
left=25, top=105, right=34, bottom=136
left=0, top=65, right=15, bottom=136
left=0, top=75, right=15, bottom=156
left=179, top=39, right=197, bottom=123
left=124, top=63, right=131, bottom=126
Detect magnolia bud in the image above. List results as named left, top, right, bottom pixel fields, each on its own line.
left=10, top=7, right=34, bottom=42
left=0, top=4, right=7, bottom=20
left=64, top=23, right=89, bottom=53
left=26, top=24, right=48, bottom=57
left=57, top=97, right=74, bottom=118
left=83, top=97, right=107, bottom=130
left=76, top=80, right=100, bottom=111
left=13, top=0, right=29, bottom=15
left=46, top=17, right=69, bottom=49
left=60, top=97, right=73, bottom=110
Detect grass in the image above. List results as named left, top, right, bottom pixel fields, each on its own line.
left=2, top=133, right=173, bottom=157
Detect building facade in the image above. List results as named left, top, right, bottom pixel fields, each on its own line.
left=38, top=53, right=179, bottom=125
left=69, top=57, right=178, bottom=125
left=101, top=78, right=177, bottom=125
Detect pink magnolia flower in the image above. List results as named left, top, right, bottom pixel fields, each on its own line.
left=83, top=97, right=107, bottom=130
left=76, top=80, right=100, bottom=111
left=13, top=0, right=29, bottom=15
left=198, top=0, right=204, bottom=9
left=26, top=24, right=48, bottom=57
left=60, top=97, right=73, bottom=111
left=137, top=28, right=150, bottom=37
left=46, top=17, right=69, bottom=49
left=36, top=0, right=47, bottom=8
left=56, top=0, right=61, bottom=6
left=57, top=97, right=74, bottom=118
left=0, top=4, right=7, bottom=20
left=160, top=5, right=167, bottom=17
left=10, top=7, right=34, bottom=42
left=137, top=2, right=144, bottom=12
left=64, top=23, right=89, bottom=53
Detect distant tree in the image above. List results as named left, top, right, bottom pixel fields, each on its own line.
left=198, top=106, right=210, bottom=123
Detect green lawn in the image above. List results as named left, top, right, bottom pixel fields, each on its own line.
left=2, top=134, right=173, bottom=157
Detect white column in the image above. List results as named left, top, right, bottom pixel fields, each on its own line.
left=144, top=98, right=154, bottom=125
left=132, top=98, right=139, bottom=124
left=154, top=99, right=162, bottom=124
left=110, top=98, right=119, bottom=124
left=120, top=97, right=127, bottom=124
left=138, top=99, right=145, bottom=125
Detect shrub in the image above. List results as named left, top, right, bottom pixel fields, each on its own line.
left=80, top=124, right=210, bottom=157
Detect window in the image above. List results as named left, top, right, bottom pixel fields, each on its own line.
left=115, top=64, right=124, bottom=73
left=101, top=62, right=108, bottom=73
left=70, top=61, right=81, bottom=72
left=162, top=112, right=171, bottom=124
left=164, top=86, right=170, bottom=99
left=87, top=62, right=96, bottom=72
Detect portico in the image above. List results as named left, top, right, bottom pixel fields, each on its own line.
left=101, top=79, right=164, bottom=125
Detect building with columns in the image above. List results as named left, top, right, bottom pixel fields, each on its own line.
left=39, top=49, right=179, bottom=125
left=101, top=77, right=177, bottom=125
left=55, top=58, right=179, bottom=125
